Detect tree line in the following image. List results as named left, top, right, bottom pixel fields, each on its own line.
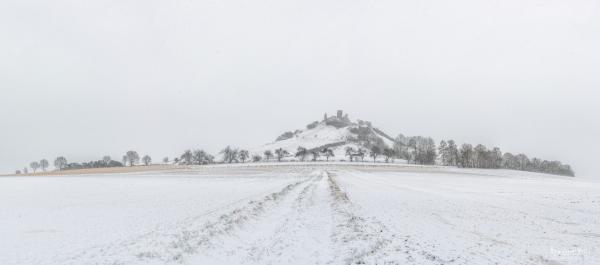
left=436, top=140, right=574, bottom=176
left=16, top=151, right=155, bottom=174
left=391, top=134, right=573, bottom=176
left=16, top=141, right=574, bottom=177
left=393, top=135, right=437, bottom=165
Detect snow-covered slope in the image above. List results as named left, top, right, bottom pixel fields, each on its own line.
left=254, top=123, right=352, bottom=152
left=249, top=111, right=398, bottom=160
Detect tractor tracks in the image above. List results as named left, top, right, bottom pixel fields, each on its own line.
left=63, top=170, right=409, bottom=265
left=63, top=177, right=312, bottom=265
left=327, top=171, right=395, bottom=264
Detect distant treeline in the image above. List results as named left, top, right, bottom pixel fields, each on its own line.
left=17, top=139, right=574, bottom=177
left=16, top=152, right=153, bottom=174
left=392, top=135, right=574, bottom=177
left=62, top=159, right=124, bottom=170
left=435, top=140, right=574, bottom=177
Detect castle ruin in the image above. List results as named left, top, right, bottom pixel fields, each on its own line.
left=323, top=110, right=352, bottom=128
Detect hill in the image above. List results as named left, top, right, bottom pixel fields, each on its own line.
left=250, top=110, right=398, bottom=161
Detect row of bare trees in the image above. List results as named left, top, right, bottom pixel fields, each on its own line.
left=438, top=140, right=575, bottom=177
left=234, top=146, right=399, bottom=164
left=17, top=151, right=154, bottom=174
left=175, top=146, right=315, bottom=164
left=393, top=135, right=437, bottom=165
left=23, top=159, right=50, bottom=173
left=261, top=146, right=398, bottom=163
left=121, top=151, right=154, bottom=166
left=294, top=147, right=335, bottom=162
left=175, top=146, right=254, bottom=165
left=177, top=149, right=215, bottom=165
left=17, top=157, right=64, bottom=174
left=343, top=146, right=395, bottom=163
left=16, top=142, right=574, bottom=177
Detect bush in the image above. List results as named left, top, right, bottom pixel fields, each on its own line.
left=276, top=131, right=295, bottom=141
left=306, top=121, right=319, bottom=129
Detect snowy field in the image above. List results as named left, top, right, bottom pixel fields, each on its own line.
left=1, top=164, right=598, bottom=265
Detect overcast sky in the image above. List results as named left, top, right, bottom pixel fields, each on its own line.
left=1, top=0, right=599, bottom=177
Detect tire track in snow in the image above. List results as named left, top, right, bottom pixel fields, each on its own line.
left=190, top=171, right=334, bottom=264
left=63, top=176, right=312, bottom=265
left=164, top=180, right=309, bottom=262
left=328, top=170, right=460, bottom=265
left=230, top=170, right=403, bottom=265
left=238, top=173, right=329, bottom=264
left=326, top=171, right=397, bottom=264
left=339, top=170, right=477, bottom=264
left=147, top=177, right=314, bottom=264
left=338, top=170, right=547, bottom=265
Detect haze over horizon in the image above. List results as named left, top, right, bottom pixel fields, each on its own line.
left=1, top=0, right=599, bottom=177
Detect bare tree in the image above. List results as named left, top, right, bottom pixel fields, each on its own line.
left=30, top=161, right=40, bottom=173
left=263, top=150, right=273, bottom=162
left=311, top=150, right=320, bottom=161
left=473, top=144, right=488, bottom=168
left=345, top=146, right=355, bottom=162
left=39, top=159, right=49, bottom=171
left=23, top=167, right=28, bottom=174
left=408, top=138, right=417, bottom=164
left=103, top=156, right=111, bottom=165
left=192, top=150, right=204, bottom=165
left=15, top=170, right=21, bottom=175
left=383, top=148, right=395, bottom=163
left=459, top=144, right=474, bottom=168
left=357, top=148, right=366, bottom=162
left=410, top=136, right=436, bottom=165
left=181, top=150, right=193, bottom=165
left=515, top=154, right=530, bottom=171
left=220, top=146, right=239, bottom=163
left=369, top=146, right=381, bottom=163
left=531, top=157, right=542, bottom=171
left=252, top=154, right=262, bottom=162
left=122, top=155, right=128, bottom=167
left=54, top=156, right=68, bottom=170
left=295, top=147, right=308, bottom=161
left=491, top=147, right=503, bottom=168
left=275, top=148, right=288, bottom=162
left=502, top=152, right=516, bottom=169
left=163, top=157, right=169, bottom=163
left=447, top=140, right=459, bottom=166
left=142, top=155, right=152, bottom=166
left=239, top=150, right=250, bottom=163
left=126, top=151, right=140, bottom=167
left=393, top=135, right=409, bottom=160
left=231, top=148, right=240, bottom=163
left=322, top=148, right=334, bottom=161
left=204, top=153, right=215, bottom=165
left=438, top=140, right=448, bottom=165
left=193, top=149, right=213, bottom=165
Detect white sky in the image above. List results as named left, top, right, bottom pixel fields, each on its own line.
left=1, top=0, right=599, bottom=177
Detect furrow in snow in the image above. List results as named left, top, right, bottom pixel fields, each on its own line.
left=188, top=171, right=335, bottom=265
left=63, top=177, right=312, bottom=265
left=326, top=171, right=398, bottom=264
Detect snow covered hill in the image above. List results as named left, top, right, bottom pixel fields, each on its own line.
left=250, top=110, right=398, bottom=160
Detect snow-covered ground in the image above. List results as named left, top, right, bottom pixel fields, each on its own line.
left=248, top=122, right=396, bottom=163
left=1, top=165, right=598, bottom=265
